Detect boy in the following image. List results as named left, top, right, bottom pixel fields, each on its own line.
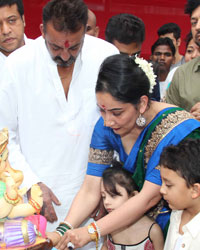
left=160, top=138, right=200, bottom=250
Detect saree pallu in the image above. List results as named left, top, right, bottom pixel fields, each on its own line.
left=87, top=107, right=200, bottom=234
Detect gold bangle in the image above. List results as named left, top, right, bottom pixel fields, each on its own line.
left=158, top=209, right=170, bottom=214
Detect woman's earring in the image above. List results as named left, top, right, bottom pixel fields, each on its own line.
left=136, top=114, right=146, bottom=127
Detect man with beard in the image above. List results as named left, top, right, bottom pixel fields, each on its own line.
left=0, top=0, right=32, bottom=70
left=0, top=0, right=118, bottom=234
left=150, top=37, right=175, bottom=99
left=166, top=0, right=200, bottom=120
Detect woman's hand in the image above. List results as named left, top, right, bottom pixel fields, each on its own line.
left=55, top=227, right=91, bottom=250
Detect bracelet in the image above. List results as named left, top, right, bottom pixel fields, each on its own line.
left=87, top=223, right=99, bottom=250
left=4, top=192, right=20, bottom=205
left=54, top=230, right=63, bottom=237
left=56, top=221, right=72, bottom=236
left=29, top=198, right=41, bottom=214
left=93, top=221, right=101, bottom=240
left=59, top=221, right=74, bottom=229
left=56, top=227, right=65, bottom=236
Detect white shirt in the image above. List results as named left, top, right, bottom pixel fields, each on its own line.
left=0, top=34, right=118, bottom=231
left=164, top=210, right=200, bottom=250
left=0, top=35, right=32, bottom=70
left=159, top=67, right=178, bottom=99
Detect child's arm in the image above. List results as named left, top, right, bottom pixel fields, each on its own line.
left=101, top=236, right=108, bottom=250
left=150, top=223, right=164, bottom=250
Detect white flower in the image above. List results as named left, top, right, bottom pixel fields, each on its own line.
left=135, top=56, right=157, bottom=93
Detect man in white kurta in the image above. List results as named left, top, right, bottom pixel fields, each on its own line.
left=0, top=33, right=118, bottom=232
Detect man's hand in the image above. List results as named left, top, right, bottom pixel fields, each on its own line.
left=28, top=182, right=61, bottom=223
left=190, top=102, right=200, bottom=121
left=90, top=198, right=107, bottom=221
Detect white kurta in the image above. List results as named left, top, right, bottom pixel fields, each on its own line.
left=0, top=35, right=32, bottom=71
left=0, top=34, right=118, bottom=231
left=164, top=210, right=200, bottom=250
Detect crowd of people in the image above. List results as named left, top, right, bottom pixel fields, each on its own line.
left=0, top=0, right=200, bottom=250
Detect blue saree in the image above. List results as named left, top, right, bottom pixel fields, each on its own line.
left=87, top=107, right=200, bottom=232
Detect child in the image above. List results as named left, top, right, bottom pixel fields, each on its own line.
left=160, top=138, right=200, bottom=250
left=101, top=161, right=164, bottom=250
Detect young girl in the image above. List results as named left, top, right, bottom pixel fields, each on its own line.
left=101, top=161, right=164, bottom=250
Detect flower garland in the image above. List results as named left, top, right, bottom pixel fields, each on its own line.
left=134, top=56, right=157, bottom=93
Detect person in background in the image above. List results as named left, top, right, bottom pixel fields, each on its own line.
left=150, top=37, right=175, bottom=99
left=105, top=13, right=160, bottom=101
left=47, top=54, right=200, bottom=250
left=157, top=22, right=185, bottom=70
left=160, top=139, right=200, bottom=250
left=157, top=31, right=200, bottom=95
left=184, top=31, right=200, bottom=62
left=166, top=0, right=200, bottom=120
left=86, top=9, right=99, bottom=37
left=101, top=161, right=164, bottom=250
left=105, top=13, right=145, bottom=57
left=0, top=0, right=118, bottom=235
left=0, top=0, right=32, bottom=69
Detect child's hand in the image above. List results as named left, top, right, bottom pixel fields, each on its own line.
left=101, top=242, right=108, bottom=250
left=101, top=237, right=108, bottom=250
left=46, top=231, right=61, bottom=246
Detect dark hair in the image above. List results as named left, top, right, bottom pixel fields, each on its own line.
left=157, top=22, right=181, bottom=40
left=105, top=13, right=145, bottom=45
left=42, top=0, right=88, bottom=33
left=96, top=54, right=151, bottom=105
left=185, top=31, right=193, bottom=49
left=151, top=37, right=176, bottom=56
left=159, top=139, right=200, bottom=187
left=185, top=0, right=200, bottom=16
left=0, top=0, right=24, bottom=17
left=102, top=160, right=139, bottom=197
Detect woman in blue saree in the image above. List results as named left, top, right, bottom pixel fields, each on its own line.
left=48, top=54, right=200, bottom=249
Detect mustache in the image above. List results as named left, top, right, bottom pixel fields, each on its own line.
left=53, top=55, right=76, bottom=67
